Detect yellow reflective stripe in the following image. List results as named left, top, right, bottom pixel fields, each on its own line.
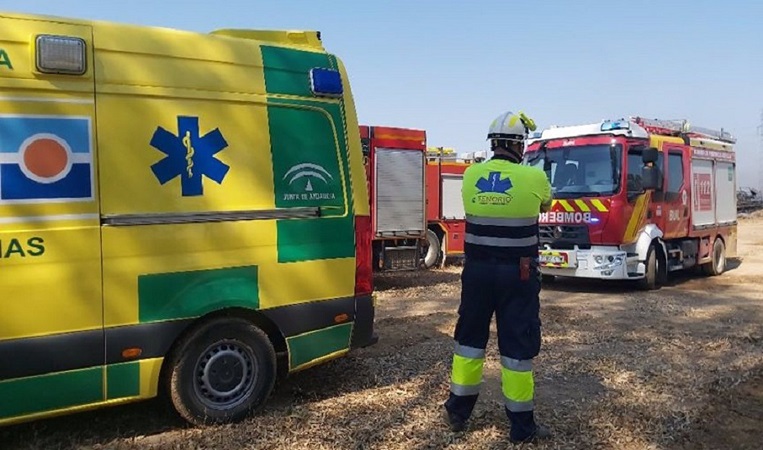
left=574, top=199, right=590, bottom=212
left=623, top=193, right=649, bottom=242
left=558, top=199, right=574, bottom=212
left=590, top=199, right=609, bottom=212
left=501, top=368, right=534, bottom=403
left=452, top=354, right=484, bottom=386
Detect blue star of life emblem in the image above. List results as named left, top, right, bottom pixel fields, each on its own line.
left=150, top=116, right=230, bottom=197
left=476, top=171, right=512, bottom=194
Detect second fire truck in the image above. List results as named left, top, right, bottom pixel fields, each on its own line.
left=422, top=147, right=484, bottom=268
left=359, top=130, right=484, bottom=272
left=360, top=125, right=428, bottom=271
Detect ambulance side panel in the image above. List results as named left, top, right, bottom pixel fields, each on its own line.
left=0, top=16, right=105, bottom=423
left=92, top=24, right=359, bottom=401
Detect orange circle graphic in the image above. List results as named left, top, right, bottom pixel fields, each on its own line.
left=23, top=138, right=69, bottom=178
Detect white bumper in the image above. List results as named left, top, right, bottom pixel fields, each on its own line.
left=539, top=246, right=644, bottom=280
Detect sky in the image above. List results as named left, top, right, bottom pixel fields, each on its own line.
left=2, top=0, right=761, bottom=188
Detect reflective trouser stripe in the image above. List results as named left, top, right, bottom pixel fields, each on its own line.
left=451, top=345, right=485, bottom=397
left=501, top=358, right=534, bottom=412
left=505, top=398, right=534, bottom=412
left=450, top=382, right=481, bottom=396
left=455, top=342, right=486, bottom=359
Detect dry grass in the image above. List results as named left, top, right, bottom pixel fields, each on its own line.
left=3, top=221, right=763, bottom=450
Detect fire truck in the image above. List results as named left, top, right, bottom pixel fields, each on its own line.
left=524, top=116, right=738, bottom=289
left=360, top=125, right=428, bottom=271
left=422, top=147, right=484, bottom=268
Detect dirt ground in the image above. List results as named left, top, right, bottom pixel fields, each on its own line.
left=2, top=218, right=763, bottom=450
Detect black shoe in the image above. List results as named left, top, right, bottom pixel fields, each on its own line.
left=442, top=407, right=466, bottom=432
left=509, top=423, right=551, bottom=444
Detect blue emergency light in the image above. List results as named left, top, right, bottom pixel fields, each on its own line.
left=309, top=68, right=343, bottom=97
left=600, top=119, right=630, bottom=132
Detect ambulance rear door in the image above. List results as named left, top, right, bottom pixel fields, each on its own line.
left=0, top=15, right=103, bottom=422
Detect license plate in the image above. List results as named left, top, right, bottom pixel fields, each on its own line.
left=539, top=251, right=570, bottom=268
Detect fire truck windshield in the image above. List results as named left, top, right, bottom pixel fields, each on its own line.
left=523, top=144, right=622, bottom=198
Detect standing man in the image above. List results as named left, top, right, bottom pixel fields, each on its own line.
left=443, top=110, right=553, bottom=444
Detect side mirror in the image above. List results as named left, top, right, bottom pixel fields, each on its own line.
left=642, top=147, right=659, bottom=164
left=641, top=165, right=660, bottom=190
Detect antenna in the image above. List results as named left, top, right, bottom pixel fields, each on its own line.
left=759, top=109, right=763, bottom=193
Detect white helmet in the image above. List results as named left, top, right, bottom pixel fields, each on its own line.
left=487, top=110, right=537, bottom=142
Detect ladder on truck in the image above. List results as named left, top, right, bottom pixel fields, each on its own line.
left=631, top=116, right=736, bottom=144
left=427, top=147, right=485, bottom=163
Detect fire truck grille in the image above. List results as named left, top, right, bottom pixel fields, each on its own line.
left=539, top=225, right=591, bottom=250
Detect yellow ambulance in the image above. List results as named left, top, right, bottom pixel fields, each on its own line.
left=0, top=11, right=375, bottom=426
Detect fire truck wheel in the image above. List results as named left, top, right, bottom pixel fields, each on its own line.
left=541, top=274, right=556, bottom=284
left=165, top=317, right=277, bottom=426
left=422, top=229, right=442, bottom=269
left=639, top=243, right=661, bottom=291
left=702, top=238, right=726, bottom=276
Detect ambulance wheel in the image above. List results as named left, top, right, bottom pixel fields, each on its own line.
left=422, top=229, right=442, bottom=269
left=702, top=238, right=726, bottom=276
left=639, top=243, right=661, bottom=291
left=166, top=317, right=277, bottom=426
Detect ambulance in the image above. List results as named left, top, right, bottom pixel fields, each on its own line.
left=0, top=12, right=375, bottom=426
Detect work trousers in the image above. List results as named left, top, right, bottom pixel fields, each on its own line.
left=444, top=256, right=542, bottom=441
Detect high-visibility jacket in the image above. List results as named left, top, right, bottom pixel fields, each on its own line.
left=461, top=155, right=552, bottom=261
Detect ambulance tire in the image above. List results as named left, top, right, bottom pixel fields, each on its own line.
left=166, top=317, right=277, bottom=426
left=701, top=238, right=726, bottom=276
left=422, top=229, right=442, bottom=269
left=638, top=243, right=661, bottom=291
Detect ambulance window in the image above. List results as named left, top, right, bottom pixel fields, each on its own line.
left=666, top=151, right=684, bottom=200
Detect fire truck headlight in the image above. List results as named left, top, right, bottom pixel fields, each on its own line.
left=594, top=254, right=625, bottom=271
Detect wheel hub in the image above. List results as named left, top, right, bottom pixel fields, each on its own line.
left=195, top=342, right=257, bottom=410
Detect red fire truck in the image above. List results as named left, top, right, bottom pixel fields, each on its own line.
left=523, top=116, right=737, bottom=289
left=422, top=148, right=484, bottom=268
left=360, top=125, right=428, bottom=271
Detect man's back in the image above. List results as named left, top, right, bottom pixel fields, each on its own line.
left=461, top=157, right=551, bottom=260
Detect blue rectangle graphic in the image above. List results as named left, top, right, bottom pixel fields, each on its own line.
left=0, top=116, right=90, bottom=154
left=0, top=164, right=92, bottom=200
left=0, top=115, right=92, bottom=202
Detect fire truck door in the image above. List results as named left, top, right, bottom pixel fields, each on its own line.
left=662, top=145, right=690, bottom=239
